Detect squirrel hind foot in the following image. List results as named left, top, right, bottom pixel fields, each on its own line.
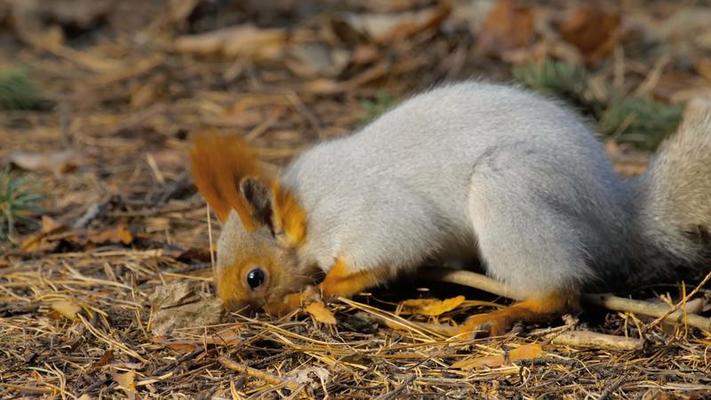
left=459, top=292, right=578, bottom=337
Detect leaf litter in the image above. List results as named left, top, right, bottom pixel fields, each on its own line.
left=1, top=0, right=710, bottom=398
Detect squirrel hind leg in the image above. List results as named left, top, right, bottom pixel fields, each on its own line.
left=460, top=292, right=578, bottom=336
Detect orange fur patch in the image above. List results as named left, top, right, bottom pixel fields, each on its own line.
left=460, top=292, right=576, bottom=336
left=216, top=256, right=276, bottom=310
left=271, top=182, right=307, bottom=247
left=320, top=259, right=388, bottom=298
left=189, top=132, right=261, bottom=229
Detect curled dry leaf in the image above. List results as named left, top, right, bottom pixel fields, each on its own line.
left=8, top=150, right=78, bottom=175
left=477, top=0, right=535, bottom=57
left=558, top=5, right=620, bottom=66
left=332, top=4, right=450, bottom=45
left=50, top=299, right=81, bottom=320
left=305, top=301, right=337, bottom=325
left=400, top=295, right=466, bottom=316
left=452, top=343, right=544, bottom=370
left=286, top=43, right=350, bottom=78
left=174, top=24, right=287, bottom=61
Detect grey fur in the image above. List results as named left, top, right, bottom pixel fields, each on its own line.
left=218, top=82, right=710, bottom=300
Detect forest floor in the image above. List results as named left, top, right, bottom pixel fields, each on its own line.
left=1, top=0, right=710, bottom=398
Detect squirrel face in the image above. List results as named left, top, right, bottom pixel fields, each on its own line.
left=215, top=211, right=302, bottom=311
left=190, top=133, right=309, bottom=312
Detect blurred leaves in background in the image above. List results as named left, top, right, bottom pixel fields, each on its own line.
left=0, top=67, right=40, bottom=110
left=515, top=59, right=683, bottom=149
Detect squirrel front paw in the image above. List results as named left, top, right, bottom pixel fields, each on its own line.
left=263, top=285, right=320, bottom=316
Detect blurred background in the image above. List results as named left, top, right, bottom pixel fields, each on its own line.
left=2, top=0, right=711, bottom=246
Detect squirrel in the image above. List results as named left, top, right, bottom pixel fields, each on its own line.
left=190, top=82, right=711, bottom=336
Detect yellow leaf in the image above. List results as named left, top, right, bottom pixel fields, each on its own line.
left=305, top=301, right=337, bottom=324
left=113, top=370, right=136, bottom=400
left=51, top=300, right=81, bottom=320
left=400, top=295, right=466, bottom=316
left=452, top=343, right=544, bottom=370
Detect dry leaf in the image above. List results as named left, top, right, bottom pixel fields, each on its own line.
left=305, top=301, right=337, bottom=324
left=91, top=349, right=115, bottom=369
left=558, top=5, right=620, bottom=66
left=696, top=58, right=711, bottom=83
left=40, top=216, right=63, bottom=234
left=452, top=343, right=544, bottom=370
left=51, top=299, right=81, bottom=320
left=112, top=370, right=136, bottom=399
left=175, top=24, right=287, bottom=61
left=8, top=150, right=78, bottom=175
left=333, top=4, right=450, bottom=45
left=20, top=216, right=66, bottom=252
left=400, top=295, right=466, bottom=316
left=149, top=282, right=224, bottom=336
left=286, top=43, right=350, bottom=78
left=477, top=0, right=535, bottom=57
left=88, top=224, right=133, bottom=245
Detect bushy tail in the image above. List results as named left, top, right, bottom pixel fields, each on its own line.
left=637, top=98, right=711, bottom=265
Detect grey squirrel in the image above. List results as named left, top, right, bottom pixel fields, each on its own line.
left=190, top=82, right=711, bottom=335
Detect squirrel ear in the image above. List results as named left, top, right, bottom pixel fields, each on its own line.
left=239, top=176, right=275, bottom=232
left=189, top=132, right=261, bottom=229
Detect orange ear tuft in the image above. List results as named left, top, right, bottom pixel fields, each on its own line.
left=189, top=132, right=261, bottom=229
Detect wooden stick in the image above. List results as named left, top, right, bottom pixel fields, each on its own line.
left=645, top=270, right=711, bottom=331
left=219, top=356, right=300, bottom=391
left=543, top=330, right=643, bottom=351
left=428, top=268, right=711, bottom=332
left=584, top=294, right=710, bottom=332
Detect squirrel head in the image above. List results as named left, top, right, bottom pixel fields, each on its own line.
left=189, top=133, right=309, bottom=311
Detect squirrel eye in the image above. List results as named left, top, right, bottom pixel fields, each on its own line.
left=246, top=267, right=266, bottom=290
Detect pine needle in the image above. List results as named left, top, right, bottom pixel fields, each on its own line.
left=0, top=168, right=43, bottom=240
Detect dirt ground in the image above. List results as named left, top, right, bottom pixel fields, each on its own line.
left=1, top=0, right=710, bottom=399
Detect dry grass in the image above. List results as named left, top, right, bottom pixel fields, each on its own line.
left=1, top=0, right=711, bottom=398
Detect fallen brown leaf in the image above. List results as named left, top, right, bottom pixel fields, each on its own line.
left=333, top=4, right=450, bottom=45
left=452, top=343, right=544, bottom=370
left=558, top=5, right=620, bottom=66
left=174, top=24, right=287, bottom=61
left=150, top=282, right=224, bottom=336
left=400, top=295, right=466, bottom=316
left=88, top=224, right=133, bottom=245
left=112, top=370, right=136, bottom=400
left=91, top=350, right=115, bottom=370
left=8, top=150, right=78, bottom=175
left=50, top=299, right=81, bottom=321
left=305, top=301, right=337, bottom=324
left=477, top=0, right=535, bottom=57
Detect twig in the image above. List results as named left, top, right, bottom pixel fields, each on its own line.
left=374, top=374, right=416, bottom=400
left=597, top=375, right=626, bottom=400
left=542, top=330, right=643, bottom=351
left=584, top=294, right=710, bottom=333
left=218, top=356, right=300, bottom=391
left=152, top=348, right=205, bottom=376
left=644, top=270, right=711, bottom=333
